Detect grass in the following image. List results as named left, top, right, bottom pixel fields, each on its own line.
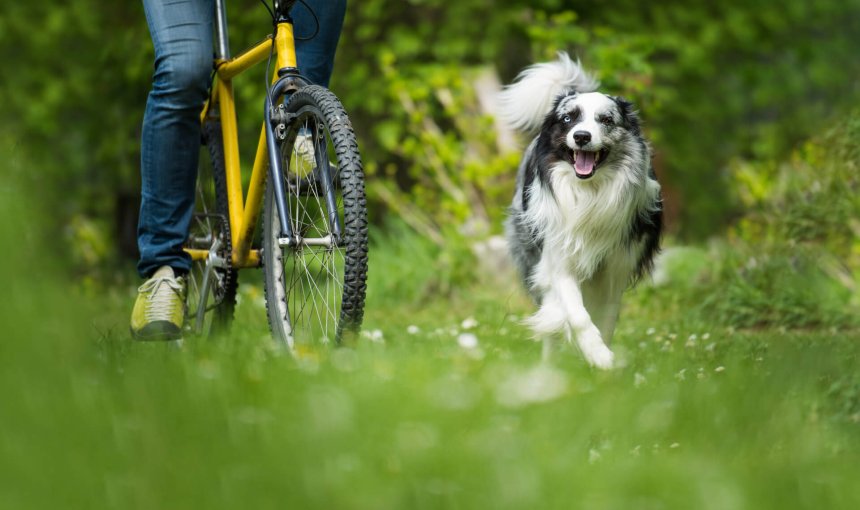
left=2, top=137, right=858, bottom=509
left=2, top=231, right=859, bottom=509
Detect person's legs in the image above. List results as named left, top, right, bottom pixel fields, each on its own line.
left=138, top=0, right=214, bottom=278
left=292, top=0, right=346, bottom=87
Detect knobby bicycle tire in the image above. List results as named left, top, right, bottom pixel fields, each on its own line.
left=262, top=85, right=368, bottom=347
left=184, top=118, right=238, bottom=336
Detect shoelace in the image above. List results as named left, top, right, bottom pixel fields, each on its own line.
left=138, top=276, right=184, bottom=322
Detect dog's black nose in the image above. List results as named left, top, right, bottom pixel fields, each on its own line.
left=573, top=131, right=592, bottom=146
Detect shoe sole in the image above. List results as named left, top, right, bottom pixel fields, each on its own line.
left=130, top=321, right=183, bottom=341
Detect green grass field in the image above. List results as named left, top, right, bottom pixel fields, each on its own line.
left=3, top=227, right=859, bottom=509
left=3, top=134, right=859, bottom=508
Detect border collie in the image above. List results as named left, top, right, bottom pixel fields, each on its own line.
left=499, top=52, right=662, bottom=369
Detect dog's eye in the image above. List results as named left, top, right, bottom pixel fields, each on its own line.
left=600, top=116, right=614, bottom=126
left=563, top=115, right=571, bottom=123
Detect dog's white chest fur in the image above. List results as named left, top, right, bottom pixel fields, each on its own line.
left=523, top=163, right=647, bottom=282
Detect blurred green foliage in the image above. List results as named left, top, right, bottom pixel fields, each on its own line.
left=642, top=113, right=860, bottom=330
left=335, top=0, right=860, bottom=237
left=709, top=113, right=860, bottom=328
left=1, top=0, right=859, bottom=271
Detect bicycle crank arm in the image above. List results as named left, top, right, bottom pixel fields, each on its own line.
left=194, top=236, right=223, bottom=334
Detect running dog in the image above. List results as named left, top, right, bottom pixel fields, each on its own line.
left=499, top=52, right=662, bottom=369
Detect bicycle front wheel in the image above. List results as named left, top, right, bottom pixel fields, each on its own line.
left=262, top=85, right=368, bottom=347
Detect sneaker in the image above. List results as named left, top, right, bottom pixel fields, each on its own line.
left=294, top=128, right=316, bottom=168
left=130, top=266, right=186, bottom=341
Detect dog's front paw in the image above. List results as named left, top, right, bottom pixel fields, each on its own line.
left=584, top=344, right=615, bottom=369
left=577, top=330, right=615, bottom=370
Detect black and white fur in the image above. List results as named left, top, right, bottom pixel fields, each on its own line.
left=500, top=53, right=662, bottom=369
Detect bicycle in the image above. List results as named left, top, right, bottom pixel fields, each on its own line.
left=184, top=0, right=368, bottom=348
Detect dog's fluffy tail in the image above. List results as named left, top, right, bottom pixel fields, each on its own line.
left=498, top=52, right=599, bottom=134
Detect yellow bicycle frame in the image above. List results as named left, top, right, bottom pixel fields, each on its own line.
left=184, top=21, right=298, bottom=269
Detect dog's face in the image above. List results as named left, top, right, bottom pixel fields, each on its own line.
left=545, top=92, right=641, bottom=180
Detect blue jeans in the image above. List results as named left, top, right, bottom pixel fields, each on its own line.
left=138, top=0, right=346, bottom=278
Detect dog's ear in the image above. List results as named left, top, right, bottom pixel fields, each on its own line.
left=611, top=96, right=642, bottom=136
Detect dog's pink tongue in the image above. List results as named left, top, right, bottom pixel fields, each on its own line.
left=574, top=151, right=596, bottom=175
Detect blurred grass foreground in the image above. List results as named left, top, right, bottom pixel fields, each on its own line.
left=2, top=0, right=860, bottom=508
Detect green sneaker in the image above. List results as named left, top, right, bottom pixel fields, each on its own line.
left=130, top=266, right=186, bottom=341
left=295, top=129, right=316, bottom=166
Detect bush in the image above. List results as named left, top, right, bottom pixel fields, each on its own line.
left=4, top=0, right=860, bottom=277
left=690, top=112, right=860, bottom=329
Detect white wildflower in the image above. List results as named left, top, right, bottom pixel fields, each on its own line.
left=714, top=366, right=725, bottom=373
left=461, top=317, right=479, bottom=330
left=457, top=333, right=479, bottom=350
left=634, top=372, right=646, bottom=388
left=407, top=325, right=420, bottom=335
left=361, top=329, right=384, bottom=343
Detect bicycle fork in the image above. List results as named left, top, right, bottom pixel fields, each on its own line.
left=264, top=77, right=343, bottom=249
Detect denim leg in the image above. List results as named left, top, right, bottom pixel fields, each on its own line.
left=138, top=0, right=214, bottom=278
left=292, top=0, right=346, bottom=87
